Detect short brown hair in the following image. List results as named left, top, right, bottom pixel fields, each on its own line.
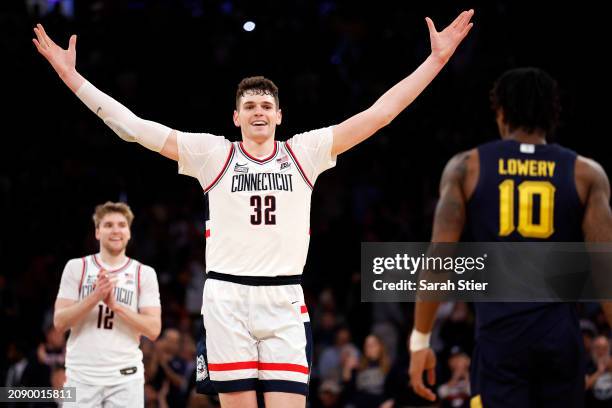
left=92, top=201, right=134, bottom=228
left=236, top=76, right=279, bottom=109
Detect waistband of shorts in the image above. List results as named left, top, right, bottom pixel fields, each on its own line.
left=207, top=271, right=301, bottom=286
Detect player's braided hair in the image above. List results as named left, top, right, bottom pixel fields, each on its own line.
left=490, top=67, right=561, bottom=138
left=92, top=201, right=134, bottom=228
left=236, top=76, right=279, bottom=109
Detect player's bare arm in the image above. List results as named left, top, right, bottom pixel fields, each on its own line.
left=576, top=156, right=612, bottom=326
left=33, top=24, right=178, bottom=160
left=104, top=290, right=162, bottom=341
left=409, top=149, right=477, bottom=402
left=331, top=10, right=474, bottom=156
left=54, top=270, right=114, bottom=332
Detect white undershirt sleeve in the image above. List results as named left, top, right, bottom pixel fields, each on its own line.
left=75, top=81, right=172, bottom=152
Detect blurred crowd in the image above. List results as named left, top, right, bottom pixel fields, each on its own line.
left=4, top=300, right=611, bottom=407
left=1, top=1, right=611, bottom=407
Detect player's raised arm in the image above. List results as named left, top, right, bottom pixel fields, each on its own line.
left=331, top=9, right=474, bottom=156
left=33, top=24, right=179, bottom=161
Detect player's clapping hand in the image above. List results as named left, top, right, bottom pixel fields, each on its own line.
left=32, top=24, right=77, bottom=78
left=93, top=270, right=114, bottom=302
left=103, top=274, right=119, bottom=310
left=426, top=9, right=474, bottom=64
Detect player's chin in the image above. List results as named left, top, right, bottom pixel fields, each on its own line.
left=105, top=241, right=127, bottom=253
left=248, top=128, right=273, bottom=140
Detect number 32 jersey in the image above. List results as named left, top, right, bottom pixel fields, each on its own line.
left=177, top=127, right=336, bottom=277
left=56, top=255, right=160, bottom=385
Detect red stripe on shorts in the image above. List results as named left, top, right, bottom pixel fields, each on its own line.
left=208, top=361, right=309, bottom=374
left=259, top=362, right=309, bottom=374
left=300, top=305, right=308, bottom=314
left=205, top=229, right=211, bottom=238
left=208, top=361, right=258, bottom=371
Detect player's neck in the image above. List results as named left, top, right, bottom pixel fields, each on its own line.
left=241, top=136, right=276, bottom=159
left=98, top=250, right=128, bottom=267
left=503, top=129, right=547, bottom=145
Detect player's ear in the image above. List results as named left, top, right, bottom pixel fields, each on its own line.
left=95, top=227, right=101, bottom=241
left=276, top=108, right=282, bottom=125
left=233, top=110, right=240, bottom=127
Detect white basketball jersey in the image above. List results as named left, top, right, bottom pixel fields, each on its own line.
left=57, top=254, right=161, bottom=385
left=177, top=127, right=336, bottom=278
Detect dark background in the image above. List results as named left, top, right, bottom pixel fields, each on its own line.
left=0, top=0, right=610, bottom=405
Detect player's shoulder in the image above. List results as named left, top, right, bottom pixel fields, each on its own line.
left=177, top=130, right=232, bottom=149
left=287, top=126, right=333, bottom=145
left=444, top=148, right=479, bottom=177
left=576, top=155, right=610, bottom=186
left=64, top=255, right=90, bottom=268
left=177, top=130, right=227, bottom=139
left=131, top=259, right=157, bottom=275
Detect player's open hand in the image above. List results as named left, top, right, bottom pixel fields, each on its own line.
left=409, top=348, right=437, bottom=401
left=32, top=24, right=77, bottom=79
left=426, top=9, right=474, bottom=65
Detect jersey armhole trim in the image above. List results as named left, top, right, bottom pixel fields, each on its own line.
left=285, top=142, right=313, bottom=190
left=204, top=144, right=235, bottom=193
left=77, top=257, right=87, bottom=299
left=137, top=263, right=142, bottom=310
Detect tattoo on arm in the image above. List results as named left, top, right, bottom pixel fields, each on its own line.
left=431, top=152, right=470, bottom=242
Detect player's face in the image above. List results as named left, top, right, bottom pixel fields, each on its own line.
left=233, top=92, right=282, bottom=142
left=95, top=212, right=131, bottom=256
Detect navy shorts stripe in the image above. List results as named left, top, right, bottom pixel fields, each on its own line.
left=212, top=378, right=258, bottom=393
left=258, top=380, right=309, bottom=396
left=208, top=271, right=301, bottom=286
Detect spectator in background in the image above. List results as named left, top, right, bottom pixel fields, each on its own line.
left=585, top=335, right=612, bottom=407
left=437, top=346, right=470, bottom=408
left=155, top=329, right=188, bottom=408
left=317, top=379, right=343, bottom=408
left=342, top=334, right=392, bottom=408
left=37, top=326, right=65, bottom=371
left=318, top=326, right=360, bottom=383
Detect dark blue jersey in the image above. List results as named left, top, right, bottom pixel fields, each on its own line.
left=464, top=140, right=584, bottom=338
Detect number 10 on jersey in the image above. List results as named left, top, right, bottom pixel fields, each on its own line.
left=498, top=179, right=555, bottom=238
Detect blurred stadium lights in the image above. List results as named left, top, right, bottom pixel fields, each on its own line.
left=243, top=21, right=256, bottom=32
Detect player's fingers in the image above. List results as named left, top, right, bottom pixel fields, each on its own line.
left=458, top=9, right=475, bottom=30
left=450, top=10, right=468, bottom=28
left=32, top=38, right=47, bottom=55
left=427, top=367, right=436, bottom=386
left=68, top=35, right=77, bottom=53
left=36, top=24, right=51, bottom=48
left=425, top=17, right=437, bottom=34
left=460, top=22, right=474, bottom=39
left=37, top=24, right=54, bottom=47
left=412, top=378, right=436, bottom=402
left=33, top=27, right=47, bottom=49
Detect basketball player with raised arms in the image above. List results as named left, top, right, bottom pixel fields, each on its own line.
left=54, top=202, right=161, bottom=407
left=35, top=10, right=473, bottom=408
